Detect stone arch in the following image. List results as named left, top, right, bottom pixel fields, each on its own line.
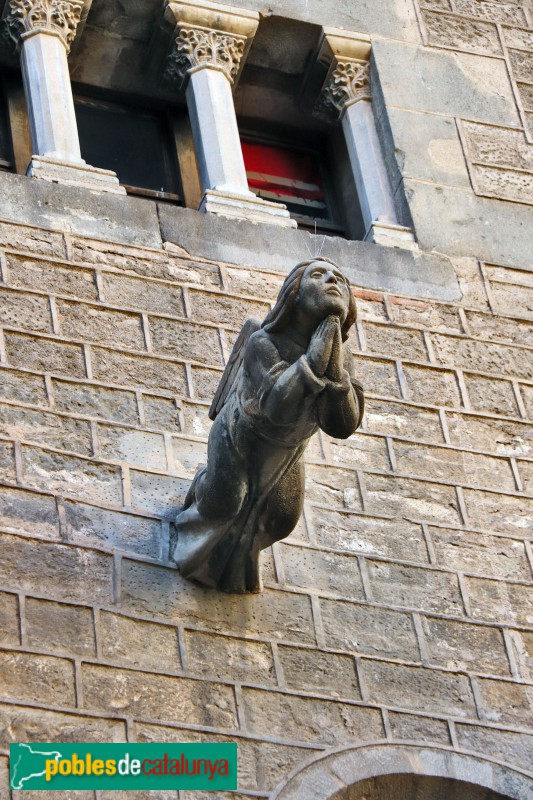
left=269, top=743, right=533, bottom=800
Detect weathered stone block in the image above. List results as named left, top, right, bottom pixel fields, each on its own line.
left=0, top=649, right=75, bottom=706
left=0, top=287, right=52, bottom=333
left=393, top=440, right=516, bottom=492
left=64, top=501, right=162, bottom=557
left=25, top=598, right=96, bottom=657
left=5, top=332, right=86, bottom=378
left=465, top=309, right=533, bottom=347
left=423, top=11, right=501, bottom=56
left=0, top=368, right=47, bottom=406
left=364, top=322, right=427, bottom=362
left=373, top=40, right=519, bottom=127
left=429, top=526, right=531, bottom=581
left=129, top=470, right=189, bottom=518
left=0, top=532, right=113, bottom=603
left=52, top=379, right=139, bottom=425
left=222, top=266, right=284, bottom=299
left=488, top=280, right=533, bottom=319
left=0, top=485, right=59, bottom=536
left=463, top=488, right=533, bottom=536
left=185, top=630, right=275, bottom=686
left=72, top=239, right=220, bottom=287
left=456, top=723, right=533, bottom=775
left=142, top=395, right=181, bottom=431
left=82, top=664, right=237, bottom=728
left=102, top=273, right=185, bottom=317
left=180, top=401, right=212, bottom=439
left=519, top=459, right=533, bottom=494
left=402, top=365, right=461, bottom=407
left=518, top=82, right=533, bottom=112
left=170, top=437, right=207, bottom=478
left=0, top=222, right=66, bottom=258
left=464, top=373, right=519, bottom=417
left=402, top=178, right=533, bottom=267
left=0, top=591, right=19, bottom=647
left=320, top=599, right=419, bottom=660
left=100, top=612, right=180, bottom=671
left=149, top=317, right=223, bottom=366
left=462, top=121, right=533, bottom=173
left=97, top=424, right=167, bottom=471
left=22, top=446, right=123, bottom=506
left=241, top=687, right=383, bottom=745
left=421, top=615, right=510, bottom=675
left=190, top=366, right=223, bottom=401
left=5, top=254, right=98, bottom=300
left=508, top=48, right=533, bottom=84
left=350, top=356, right=401, bottom=399
left=0, top=704, right=126, bottom=746
left=188, top=289, right=270, bottom=328
left=328, top=433, right=391, bottom=473
left=388, top=711, right=451, bottom=744
left=365, top=399, right=445, bottom=443
left=391, top=296, right=463, bottom=333
left=364, top=474, right=461, bottom=526
left=477, top=677, right=533, bottom=727
left=0, top=403, right=92, bottom=456
left=467, top=576, right=533, bottom=626
left=522, top=384, right=533, bottom=421
left=278, top=645, right=360, bottom=698
left=508, top=629, right=533, bottom=682
left=361, top=660, right=477, bottom=717
left=454, top=1, right=527, bottom=25
left=0, top=440, right=16, bottom=482
left=312, top=507, right=428, bottom=564
left=446, top=413, right=533, bottom=458
left=452, top=256, right=490, bottom=311
left=56, top=300, right=145, bottom=351
left=367, top=560, right=464, bottom=615
left=280, top=544, right=364, bottom=600
left=121, top=560, right=317, bottom=645
left=91, top=348, right=187, bottom=394
left=432, top=333, right=533, bottom=380
left=135, top=721, right=312, bottom=793
left=474, top=165, right=533, bottom=206
left=306, top=464, right=362, bottom=511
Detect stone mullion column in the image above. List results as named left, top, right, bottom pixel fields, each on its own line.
left=3, top=0, right=124, bottom=192
left=162, top=2, right=295, bottom=226
left=317, top=30, right=415, bottom=246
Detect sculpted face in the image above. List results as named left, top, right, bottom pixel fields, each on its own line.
left=298, top=261, right=351, bottom=324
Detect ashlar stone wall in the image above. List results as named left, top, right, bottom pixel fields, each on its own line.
left=0, top=216, right=531, bottom=799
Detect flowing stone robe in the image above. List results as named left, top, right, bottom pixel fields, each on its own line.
left=172, top=325, right=364, bottom=593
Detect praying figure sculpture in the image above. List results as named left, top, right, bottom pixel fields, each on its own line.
left=171, top=258, right=365, bottom=593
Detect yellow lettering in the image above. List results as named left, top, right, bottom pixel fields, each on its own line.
left=92, top=759, right=104, bottom=776
left=45, top=760, right=58, bottom=782
left=59, top=760, right=72, bottom=776
left=105, top=759, right=117, bottom=776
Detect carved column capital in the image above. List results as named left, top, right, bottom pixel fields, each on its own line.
left=316, top=57, right=371, bottom=122
left=2, top=0, right=85, bottom=52
left=164, top=24, right=247, bottom=86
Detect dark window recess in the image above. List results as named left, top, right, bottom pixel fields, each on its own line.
left=241, top=138, right=344, bottom=235
left=0, top=81, right=13, bottom=172
left=74, top=97, right=181, bottom=201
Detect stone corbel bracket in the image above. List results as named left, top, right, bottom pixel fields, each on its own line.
left=0, top=0, right=93, bottom=61
left=152, top=0, right=259, bottom=91
left=313, top=27, right=372, bottom=123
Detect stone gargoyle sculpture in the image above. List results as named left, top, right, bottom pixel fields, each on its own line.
left=171, top=258, right=365, bottom=593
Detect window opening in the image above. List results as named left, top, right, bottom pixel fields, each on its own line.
left=74, top=95, right=182, bottom=202
left=240, top=133, right=347, bottom=235
left=0, top=77, right=14, bottom=173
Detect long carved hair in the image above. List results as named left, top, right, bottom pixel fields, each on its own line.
left=261, top=258, right=357, bottom=342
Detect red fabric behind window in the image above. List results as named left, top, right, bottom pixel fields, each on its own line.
left=241, top=141, right=324, bottom=201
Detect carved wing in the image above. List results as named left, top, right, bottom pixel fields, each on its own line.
left=209, top=317, right=261, bottom=420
